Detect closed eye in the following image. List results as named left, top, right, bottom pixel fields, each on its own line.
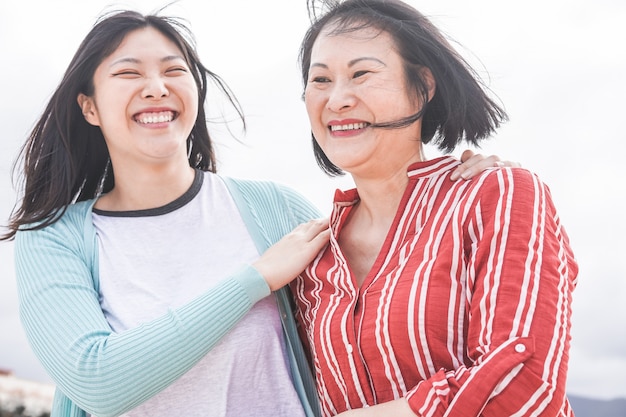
left=112, top=70, right=140, bottom=77
left=311, top=76, right=331, bottom=83
left=166, top=67, right=188, bottom=75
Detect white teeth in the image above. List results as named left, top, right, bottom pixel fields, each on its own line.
left=330, top=122, right=367, bottom=132
left=136, top=111, right=174, bottom=124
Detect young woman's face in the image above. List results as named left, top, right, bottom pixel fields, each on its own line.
left=304, top=25, right=427, bottom=178
left=78, top=27, right=198, bottom=168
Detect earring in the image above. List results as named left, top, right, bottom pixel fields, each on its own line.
left=187, top=136, right=193, bottom=159
left=96, top=158, right=111, bottom=196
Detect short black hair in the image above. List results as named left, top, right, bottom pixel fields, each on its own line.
left=300, top=0, right=507, bottom=176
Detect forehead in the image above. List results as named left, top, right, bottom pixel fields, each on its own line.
left=106, top=27, right=183, bottom=62
left=311, top=23, right=397, bottom=61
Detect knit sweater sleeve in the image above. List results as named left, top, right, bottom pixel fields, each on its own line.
left=225, top=178, right=324, bottom=243
left=14, top=202, right=270, bottom=417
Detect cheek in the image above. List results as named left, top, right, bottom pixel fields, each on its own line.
left=188, top=91, right=199, bottom=115
left=182, top=84, right=200, bottom=118
left=304, top=90, right=324, bottom=121
left=304, top=100, right=327, bottom=139
left=90, top=96, right=121, bottom=129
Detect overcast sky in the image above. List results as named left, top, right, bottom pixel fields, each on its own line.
left=1, top=0, right=625, bottom=401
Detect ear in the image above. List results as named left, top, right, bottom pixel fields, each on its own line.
left=420, top=67, right=436, bottom=103
left=77, top=93, right=101, bottom=126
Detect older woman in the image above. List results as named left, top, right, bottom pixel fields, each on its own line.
left=293, top=1, right=578, bottom=416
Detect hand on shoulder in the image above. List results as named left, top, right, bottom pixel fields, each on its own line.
left=450, top=149, right=522, bottom=181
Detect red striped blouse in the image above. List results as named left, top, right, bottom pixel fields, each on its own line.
left=293, top=156, right=578, bottom=417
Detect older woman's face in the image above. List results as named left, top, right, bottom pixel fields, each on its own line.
left=304, top=24, right=425, bottom=178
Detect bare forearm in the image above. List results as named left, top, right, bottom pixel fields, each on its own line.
left=336, top=398, right=415, bottom=417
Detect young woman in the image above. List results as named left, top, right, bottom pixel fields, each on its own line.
left=293, top=1, right=578, bottom=416
left=2, top=11, right=330, bottom=417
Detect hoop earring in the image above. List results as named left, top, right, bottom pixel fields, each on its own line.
left=187, top=136, right=193, bottom=159
left=96, top=158, right=111, bottom=196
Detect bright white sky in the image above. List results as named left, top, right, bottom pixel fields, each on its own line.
left=1, top=0, right=625, bottom=401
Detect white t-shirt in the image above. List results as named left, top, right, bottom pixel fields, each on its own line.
left=92, top=171, right=305, bottom=417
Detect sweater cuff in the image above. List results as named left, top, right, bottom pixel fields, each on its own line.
left=232, top=264, right=271, bottom=303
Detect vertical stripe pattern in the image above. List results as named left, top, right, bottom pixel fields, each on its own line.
left=294, top=157, right=578, bottom=417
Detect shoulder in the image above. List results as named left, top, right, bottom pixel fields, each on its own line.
left=219, top=176, right=322, bottom=235
left=467, top=167, right=546, bottom=196
left=15, top=199, right=97, bottom=254
left=220, top=176, right=320, bottom=213
left=221, top=176, right=298, bottom=197
left=460, top=167, right=558, bottom=219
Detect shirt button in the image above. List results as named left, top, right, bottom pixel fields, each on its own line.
left=515, top=343, right=526, bottom=353
left=346, top=344, right=354, bottom=354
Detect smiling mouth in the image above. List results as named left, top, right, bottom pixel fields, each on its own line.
left=329, top=122, right=369, bottom=132
left=134, top=111, right=177, bottom=125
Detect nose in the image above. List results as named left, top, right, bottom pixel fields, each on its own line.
left=326, top=80, right=356, bottom=112
left=142, top=76, right=169, bottom=99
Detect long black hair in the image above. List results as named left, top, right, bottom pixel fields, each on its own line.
left=301, top=0, right=507, bottom=176
left=2, top=10, right=244, bottom=240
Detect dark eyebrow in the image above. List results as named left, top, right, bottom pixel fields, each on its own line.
left=310, top=56, right=386, bottom=71
left=349, top=57, right=385, bottom=67
left=109, top=55, right=185, bottom=67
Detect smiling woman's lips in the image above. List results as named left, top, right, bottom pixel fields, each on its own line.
left=134, top=111, right=177, bottom=124
left=329, top=122, right=369, bottom=132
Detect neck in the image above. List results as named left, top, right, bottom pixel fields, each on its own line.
left=349, top=148, right=425, bottom=224
left=350, top=169, right=410, bottom=226
left=96, top=160, right=196, bottom=211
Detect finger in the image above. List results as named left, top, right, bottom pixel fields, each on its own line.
left=294, top=218, right=329, bottom=240
left=452, top=157, right=480, bottom=181
left=497, top=160, right=522, bottom=168
left=485, top=154, right=502, bottom=167
left=459, top=149, right=476, bottom=163
left=459, top=154, right=502, bottom=179
left=304, top=218, right=329, bottom=231
left=310, top=228, right=331, bottom=250
left=451, top=152, right=471, bottom=180
left=452, top=150, right=486, bottom=181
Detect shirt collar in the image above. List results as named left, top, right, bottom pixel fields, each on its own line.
left=332, top=156, right=460, bottom=205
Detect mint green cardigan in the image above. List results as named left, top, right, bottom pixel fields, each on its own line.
left=14, top=177, right=321, bottom=417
